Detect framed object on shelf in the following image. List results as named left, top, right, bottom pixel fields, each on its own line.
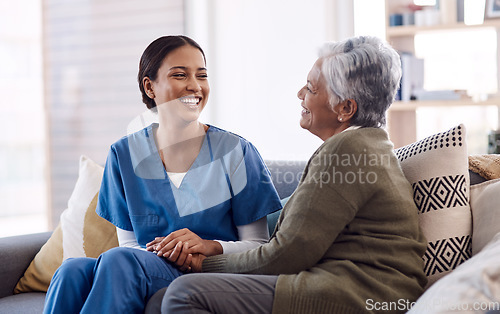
left=486, top=0, right=500, bottom=18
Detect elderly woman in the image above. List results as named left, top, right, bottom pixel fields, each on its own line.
left=158, top=36, right=427, bottom=314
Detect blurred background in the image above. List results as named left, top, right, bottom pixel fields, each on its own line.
left=1, top=0, right=499, bottom=236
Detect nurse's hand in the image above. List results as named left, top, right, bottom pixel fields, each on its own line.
left=146, top=228, right=223, bottom=258
left=146, top=239, right=192, bottom=271
left=162, top=241, right=205, bottom=273
left=164, top=245, right=207, bottom=273
left=145, top=237, right=164, bottom=252
left=167, top=241, right=193, bottom=272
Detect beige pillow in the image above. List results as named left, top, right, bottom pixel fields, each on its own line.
left=14, top=156, right=118, bottom=293
left=470, top=178, right=500, bottom=255
left=395, top=124, right=471, bottom=288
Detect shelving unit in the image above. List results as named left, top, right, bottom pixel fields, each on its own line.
left=390, top=98, right=500, bottom=111
left=384, top=0, right=500, bottom=148
left=386, top=19, right=500, bottom=37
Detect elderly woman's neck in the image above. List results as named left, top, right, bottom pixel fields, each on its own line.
left=319, top=124, right=355, bottom=141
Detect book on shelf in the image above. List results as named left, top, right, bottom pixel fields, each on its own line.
left=398, top=52, right=424, bottom=102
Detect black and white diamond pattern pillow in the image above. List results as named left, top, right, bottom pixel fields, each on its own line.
left=395, top=124, right=471, bottom=289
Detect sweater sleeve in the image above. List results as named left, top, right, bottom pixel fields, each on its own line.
left=203, top=134, right=379, bottom=274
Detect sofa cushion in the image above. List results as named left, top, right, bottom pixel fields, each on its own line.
left=469, top=169, right=487, bottom=185
left=0, top=292, right=46, bottom=314
left=14, top=156, right=118, bottom=293
left=0, top=232, right=51, bottom=299
left=408, top=232, right=500, bottom=313
left=468, top=154, right=500, bottom=180
left=395, top=124, right=471, bottom=288
left=470, top=178, right=500, bottom=255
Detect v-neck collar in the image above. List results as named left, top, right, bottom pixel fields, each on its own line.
left=147, top=123, right=212, bottom=186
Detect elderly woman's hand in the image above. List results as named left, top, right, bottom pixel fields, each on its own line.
left=146, top=239, right=206, bottom=273
left=188, top=253, right=206, bottom=273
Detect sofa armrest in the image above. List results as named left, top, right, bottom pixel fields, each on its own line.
left=0, top=232, right=51, bottom=298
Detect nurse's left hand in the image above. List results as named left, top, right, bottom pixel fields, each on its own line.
left=168, top=249, right=206, bottom=273
left=162, top=242, right=205, bottom=273
left=149, top=228, right=223, bottom=258
left=166, top=240, right=193, bottom=272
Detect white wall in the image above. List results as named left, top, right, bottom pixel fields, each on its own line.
left=43, top=0, right=356, bottom=227
left=0, top=0, right=46, bottom=236
left=186, top=0, right=355, bottom=161
left=44, top=0, right=185, bottom=227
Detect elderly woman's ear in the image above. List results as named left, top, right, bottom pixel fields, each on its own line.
left=334, top=99, right=357, bottom=123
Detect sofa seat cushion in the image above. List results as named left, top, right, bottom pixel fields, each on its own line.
left=0, top=292, right=46, bottom=314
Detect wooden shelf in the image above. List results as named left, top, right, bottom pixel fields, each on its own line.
left=384, top=0, right=500, bottom=148
left=389, top=98, right=500, bottom=111
left=387, top=19, right=500, bottom=37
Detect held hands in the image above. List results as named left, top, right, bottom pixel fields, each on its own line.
left=188, top=253, right=206, bottom=273
left=156, top=241, right=206, bottom=272
left=146, top=228, right=219, bottom=272
left=162, top=247, right=206, bottom=273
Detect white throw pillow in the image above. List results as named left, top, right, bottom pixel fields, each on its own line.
left=395, top=124, right=471, bottom=288
left=470, top=178, right=500, bottom=255
left=61, top=155, right=105, bottom=259
left=14, top=155, right=118, bottom=293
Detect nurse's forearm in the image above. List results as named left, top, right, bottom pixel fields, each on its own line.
left=215, top=217, right=269, bottom=254
left=116, top=227, right=146, bottom=250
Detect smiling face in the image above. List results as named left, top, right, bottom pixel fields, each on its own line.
left=297, top=58, right=339, bottom=140
left=146, top=45, right=209, bottom=125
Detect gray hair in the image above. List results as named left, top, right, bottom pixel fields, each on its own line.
left=318, top=36, right=402, bottom=128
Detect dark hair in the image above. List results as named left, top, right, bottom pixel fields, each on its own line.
left=138, top=35, right=206, bottom=109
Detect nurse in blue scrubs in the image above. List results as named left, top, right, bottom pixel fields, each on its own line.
left=43, top=35, right=282, bottom=314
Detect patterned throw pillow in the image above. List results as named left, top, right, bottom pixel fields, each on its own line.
left=395, top=124, right=471, bottom=288
left=14, top=156, right=118, bottom=293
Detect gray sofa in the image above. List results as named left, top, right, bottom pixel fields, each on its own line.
left=0, top=158, right=489, bottom=314
left=0, top=160, right=307, bottom=314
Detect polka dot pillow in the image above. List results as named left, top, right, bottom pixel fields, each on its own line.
left=395, top=124, right=471, bottom=288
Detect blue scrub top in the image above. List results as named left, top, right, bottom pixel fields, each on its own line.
left=96, top=124, right=282, bottom=247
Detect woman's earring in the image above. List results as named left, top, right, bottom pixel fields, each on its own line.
left=338, top=117, right=343, bottom=122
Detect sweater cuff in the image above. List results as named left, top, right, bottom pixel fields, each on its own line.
left=202, top=255, right=229, bottom=273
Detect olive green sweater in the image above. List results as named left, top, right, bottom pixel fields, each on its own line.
left=203, top=128, right=427, bottom=314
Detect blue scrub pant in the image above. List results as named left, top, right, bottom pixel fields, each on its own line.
left=43, top=247, right=183, bottom=314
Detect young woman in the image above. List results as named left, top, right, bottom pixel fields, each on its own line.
left=43, top=35, right=282, bottom=314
